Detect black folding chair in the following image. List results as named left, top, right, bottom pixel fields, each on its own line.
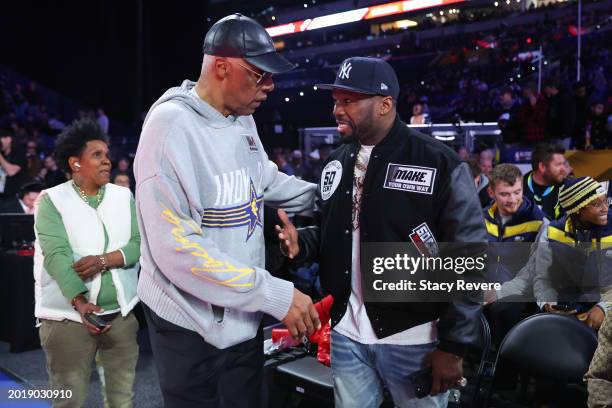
left=468, top=313, right=493, bottom=408
left=482, top=312, right=598, bottom=407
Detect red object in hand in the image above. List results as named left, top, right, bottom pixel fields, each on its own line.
left=309, top=295, right=333, bottom=343
left=316, top=323, right=331, bottom=366
left=271, top=295, right=334, bottom=362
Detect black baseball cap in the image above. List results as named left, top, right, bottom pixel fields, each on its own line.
left=316, top=57, right=399, bottom=100
left=203, top=13, right=295, bottom=74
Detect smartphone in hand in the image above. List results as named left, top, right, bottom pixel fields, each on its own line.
left=84, top=313, right=109, bottom=330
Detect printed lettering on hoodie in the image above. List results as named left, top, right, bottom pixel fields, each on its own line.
left=203, top=168, right=263, bottom=241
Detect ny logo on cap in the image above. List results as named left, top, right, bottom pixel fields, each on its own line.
left=381, top=83, right=388, bottom=91
left=338, top=62, right=352, bottom=80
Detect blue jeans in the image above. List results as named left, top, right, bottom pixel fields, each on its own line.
left=331, top=330, right=449, bottom=408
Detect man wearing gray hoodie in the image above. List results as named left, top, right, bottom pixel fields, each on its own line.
left=134, top=14, right=320, bottom=408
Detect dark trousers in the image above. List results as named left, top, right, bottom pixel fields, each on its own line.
left=143, top=304, right=264, bottom=408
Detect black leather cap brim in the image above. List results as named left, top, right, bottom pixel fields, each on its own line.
left=246, top=52, right=295, bottom=74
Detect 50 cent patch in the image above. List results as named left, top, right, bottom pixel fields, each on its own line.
left=320, top=160, right=342, bottom=200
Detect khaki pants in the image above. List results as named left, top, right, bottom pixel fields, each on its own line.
left=39, top=312, right=139, bottom=408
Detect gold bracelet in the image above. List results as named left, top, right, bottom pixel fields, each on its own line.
left=99, top=254, right=108, bottom=271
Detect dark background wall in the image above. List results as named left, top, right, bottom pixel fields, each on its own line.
left=0, top=0, right=210, bottom=124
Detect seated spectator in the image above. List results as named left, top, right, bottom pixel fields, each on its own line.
left=543, top=79, right=575, bottom=149
left=409, top=102, right=430, bottom=124
left=482, top=164, right=545, bottom=344
left=497, top=87, right=521, bottom=144
left=523, top=143, right=566, bottom=220
left=111, top=157, right=134, bottom=190
left=26, top=140, right=42, bottom=179
left=479, top=149, right=494, bottom=179
left=518, top=82, right=548, bottom=145
left=0, top=128, right=29, bottom=200
left=467, top=159, right=491, bottom=208
left=534, top=176, right=611, bottom=331
left=307, top=144, right=333, bottom=182
left=289, top=150, right=311, bottom=181
left=585, top=100, right=611, bottom=150
left=113, top=171, right=132, bottom=190
left=572, top=81, right=589, bottom=148
left=38, top=155, right=66, bottom=188
left=456, top=146, right=470, bottom=161
left=273, top=151, right=294, bottom=176
left=0, top=181, right=44, bottom=214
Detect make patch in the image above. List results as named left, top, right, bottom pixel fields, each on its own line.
left=383, top=164, right=436, bottom=195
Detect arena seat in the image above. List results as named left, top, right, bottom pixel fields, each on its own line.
left=482, top=313, right=598, bottom=406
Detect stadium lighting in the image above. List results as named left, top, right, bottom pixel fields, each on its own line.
left=494, top=1, right=499, bottom=6
left=267, top=23, right=297, bottom=37
left=265, top=0, right=467, bottom=37
left=313, top=85, right=318, bottom=90
left=299, top=91, right=305, bottom=96
left=285, top=97, right=290, bottom=102
left=272, top=16, right=276, bottom=21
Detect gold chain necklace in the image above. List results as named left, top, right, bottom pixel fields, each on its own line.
left=72, top=181, right=102, bottom=205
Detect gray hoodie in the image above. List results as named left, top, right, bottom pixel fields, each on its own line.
left=134, top=80, right=316, bottom=349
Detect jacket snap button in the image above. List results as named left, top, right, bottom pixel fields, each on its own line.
left=345, top=270, right=349, bottom=274
left=345, top=229, right=350, bottom=234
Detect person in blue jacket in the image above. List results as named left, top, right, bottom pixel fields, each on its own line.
left=483, top=163, right=546, bottom=345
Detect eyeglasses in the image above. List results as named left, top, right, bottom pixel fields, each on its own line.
left=236, top=62, right=272, bottom=86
